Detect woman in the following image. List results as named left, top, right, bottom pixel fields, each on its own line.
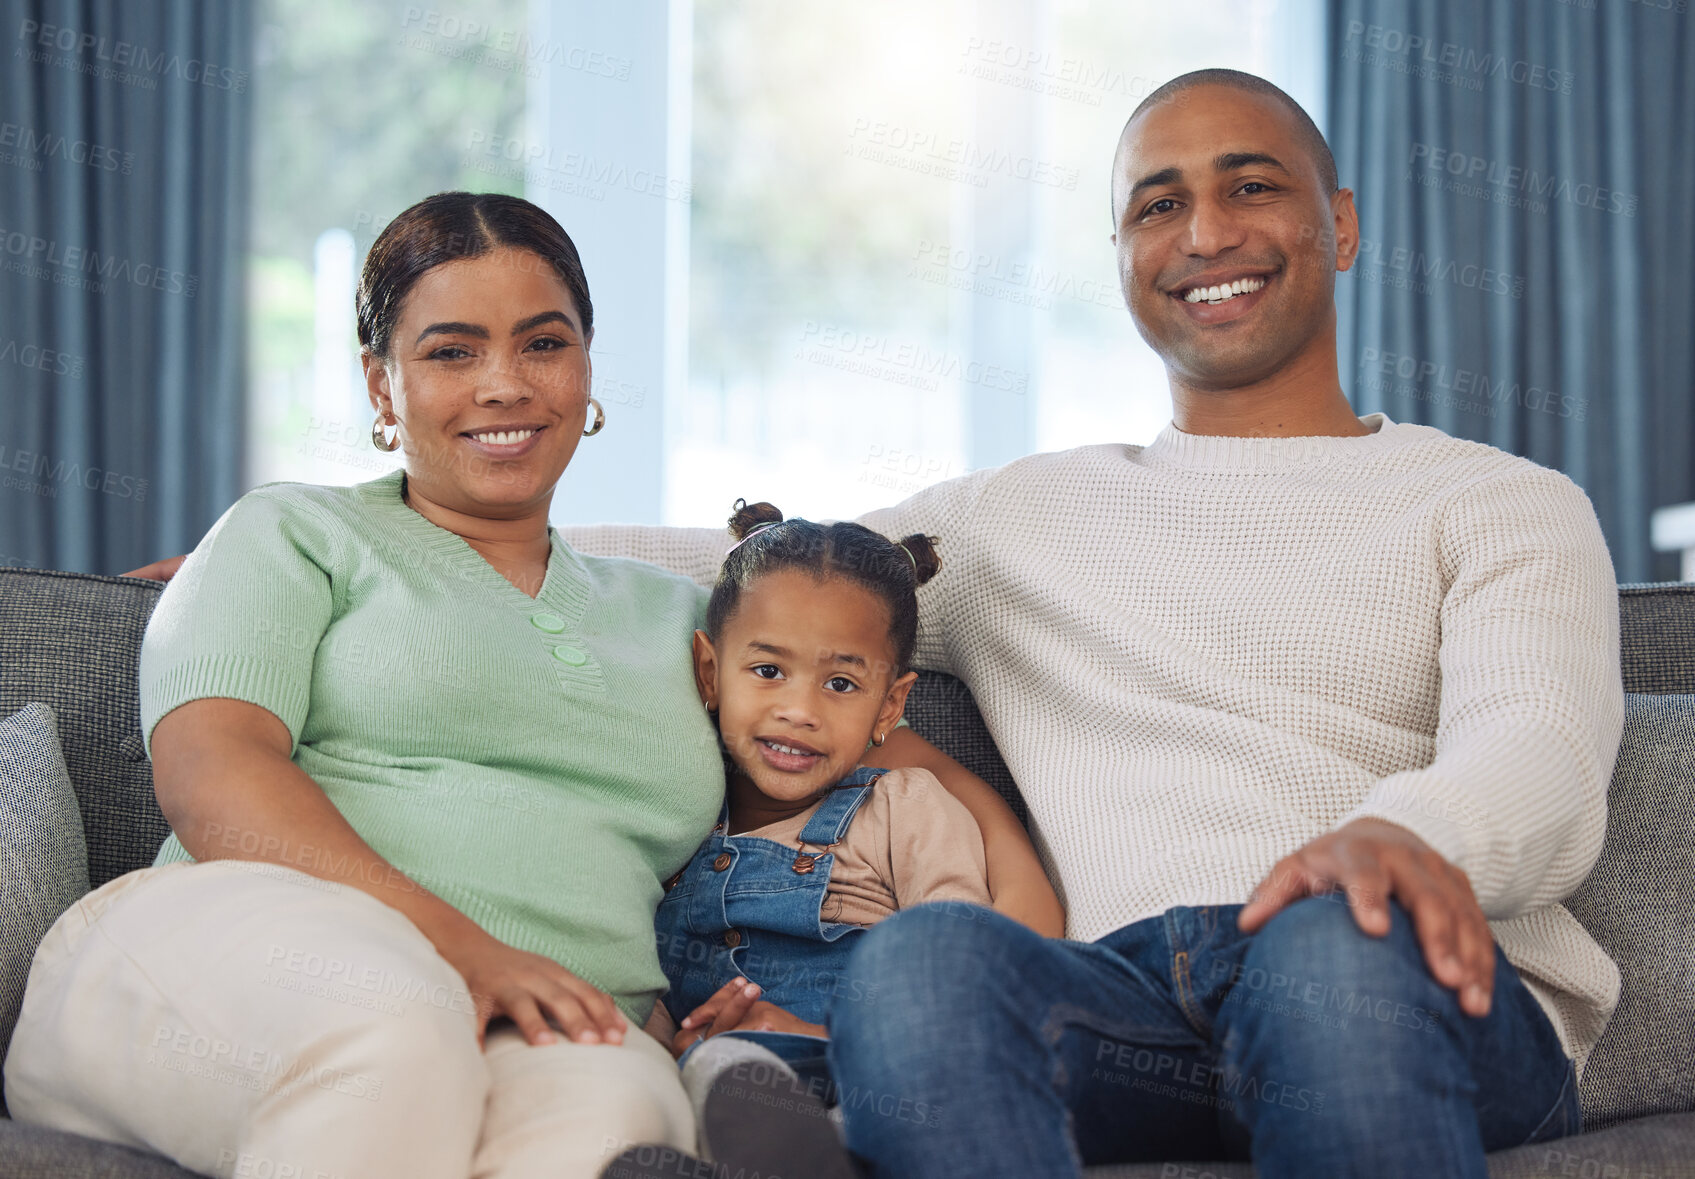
left=3, top=193, right=1059, bottom=1179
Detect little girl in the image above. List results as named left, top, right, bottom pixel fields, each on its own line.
left=631, top=501, right=995, bottom=1179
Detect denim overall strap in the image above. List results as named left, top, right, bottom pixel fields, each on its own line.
left=797, top=768, right=884, bottom=847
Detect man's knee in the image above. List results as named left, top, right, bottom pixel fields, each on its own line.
left=841, top=903, right=1028, bottom=1008
left=831, top=903, right=1041, bottom=1065
left=1245, top=896, right=1426, bottom=982
left=1224, top=896, right=1459, bottom=1051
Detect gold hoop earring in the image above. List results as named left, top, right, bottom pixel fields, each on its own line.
left=582, top=397, right=605, bottom=437
left=370, top=414, right=400, bottom=452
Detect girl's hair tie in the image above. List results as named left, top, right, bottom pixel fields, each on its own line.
left=726, top=519, right=783, bottom=556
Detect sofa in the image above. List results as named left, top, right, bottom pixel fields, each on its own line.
left=0, top=565, right=1691, bottom=1178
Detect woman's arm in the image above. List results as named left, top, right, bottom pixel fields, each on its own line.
left=878, top=727, right=1064, bottom=937
left=152, top=698, right=629, bottom=1048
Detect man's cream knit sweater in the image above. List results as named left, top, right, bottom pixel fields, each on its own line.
left=563, top=414, right=1625, bottom=1067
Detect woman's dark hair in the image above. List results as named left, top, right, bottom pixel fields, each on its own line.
left=357, top=192, right=594, bottom=358
left=706, top=500, right=942, bottom=677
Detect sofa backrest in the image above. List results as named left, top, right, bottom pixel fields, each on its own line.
left=4, top=568, right=1693, bottom=881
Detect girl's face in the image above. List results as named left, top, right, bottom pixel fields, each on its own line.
left=693, top=568, right=917, bottom=805
left=363, top=247, right=593, bottom=519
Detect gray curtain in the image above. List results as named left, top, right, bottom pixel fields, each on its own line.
left=0, top=0, right=250, bottom=574
left=1328, top=0, right=1695, bottom=582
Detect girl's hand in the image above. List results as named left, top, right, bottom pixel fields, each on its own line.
left=437, top=926, right=628, bottom=1049
left=671, top=978, right=826, bottom=1056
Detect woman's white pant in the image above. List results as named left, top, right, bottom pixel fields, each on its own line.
left=2, top=860, right=693, bottom=1179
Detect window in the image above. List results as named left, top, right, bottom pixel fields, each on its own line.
left=676, top=0, right=1324, bottom=523
left=248, top=0, right=527, bottom=488
left=247, top=0, right=1323, bottom=523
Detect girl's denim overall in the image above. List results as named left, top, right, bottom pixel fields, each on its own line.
left=654, top=767, right=885, bottom=1090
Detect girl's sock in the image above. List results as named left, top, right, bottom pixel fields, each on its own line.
left=679, top=1034, right=796, bottom=1141
left=683, top=1036, right=854, bottom=1178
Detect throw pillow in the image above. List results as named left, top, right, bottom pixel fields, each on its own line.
left=1567, top=693, right=1695, bottom=1128
left=0, top=702, right=91, bottom=1115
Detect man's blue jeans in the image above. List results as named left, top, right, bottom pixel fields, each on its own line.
left=826, top=898, right=1579, bottom=1178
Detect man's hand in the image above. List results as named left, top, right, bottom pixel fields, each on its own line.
left=668, top=978, right=826, bottom=1058
left=1238, top=817, right=1494, bottom=1017
left=121, top=554, right=187, bottom=581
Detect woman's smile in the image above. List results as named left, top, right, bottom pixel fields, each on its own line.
left=460, top=422, right=550, bottom=459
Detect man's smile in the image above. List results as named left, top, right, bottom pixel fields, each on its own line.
left=1167, top=269, right=1278, bottom=324
left=1180, top=276, right=1268, bottom=304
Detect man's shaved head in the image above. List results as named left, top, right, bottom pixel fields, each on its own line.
left=1112, top=69, right=1338, bottom=221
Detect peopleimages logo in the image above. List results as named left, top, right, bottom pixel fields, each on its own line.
left=910, top=239, right=1121, bottom=310
left=0, top=444, right=148, bottom=500
left=1358, top=346, right=1587, bottom=423
left=0, top=338, right=84, bottom=378
left=0, top=224, right=198, bottom=297
left=0, top=121, right=133, bottom=174
left=1342, top=21, right=1575, bottom=95
left=1408, top=144, right=1638, bottom=218
left=463, top=131, right=691, bottom=203
left=796, top=320, right=1029, bottom=395
left=846, top=118, right=1080, bottom=191
left=15, top=19, right=249, bottom=92
left=399, top=7, right=633, bottom=79
left=1351, top=236, right=1528, bottom=300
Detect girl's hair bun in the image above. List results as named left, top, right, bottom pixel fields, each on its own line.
left=899, top=533, right=943, bottom=587
left=708, top=500, right=943, bottom=676
left=728, top=498, right=785, bottom=540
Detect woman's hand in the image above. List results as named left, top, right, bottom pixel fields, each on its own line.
left=669, top=978, right=826, bottom=1057
left=152, top=700, right=628, bottom=1053
left=436, top=925, right=629, bottom=1049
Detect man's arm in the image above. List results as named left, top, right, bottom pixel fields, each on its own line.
left=123, top=555, right=188, bottom=580
left=1241, top=466, right=1623, bottom=1017
left=1351, top=466, right=1622, bottom=914
left=559, top=524, right=730, bottom=586
left=125, top=524, right=734, bottom=585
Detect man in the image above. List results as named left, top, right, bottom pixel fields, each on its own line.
left=133, top=70, right=1622, bottom=1177
left=576, top=69, right=1618, bottom=1178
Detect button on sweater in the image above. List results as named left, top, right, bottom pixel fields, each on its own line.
left=141, top=470, right=726, bottom=1023
left=559, top=415, right=1626, bottom=1068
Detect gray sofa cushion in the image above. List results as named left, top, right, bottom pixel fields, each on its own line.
left=0, top=703, right=89, bottom=1113
left=0, top=1119, right=202, bottom=1178
left=1565, top=694, right=1695, bottom=1129
left=0, top=570, right=170, bottom=888
left=1081, top=1110, right=1695, bottom=1177
left=905, top=671, right=1028, bottom=827
left=1620, top=584, right=1695, bottom=694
